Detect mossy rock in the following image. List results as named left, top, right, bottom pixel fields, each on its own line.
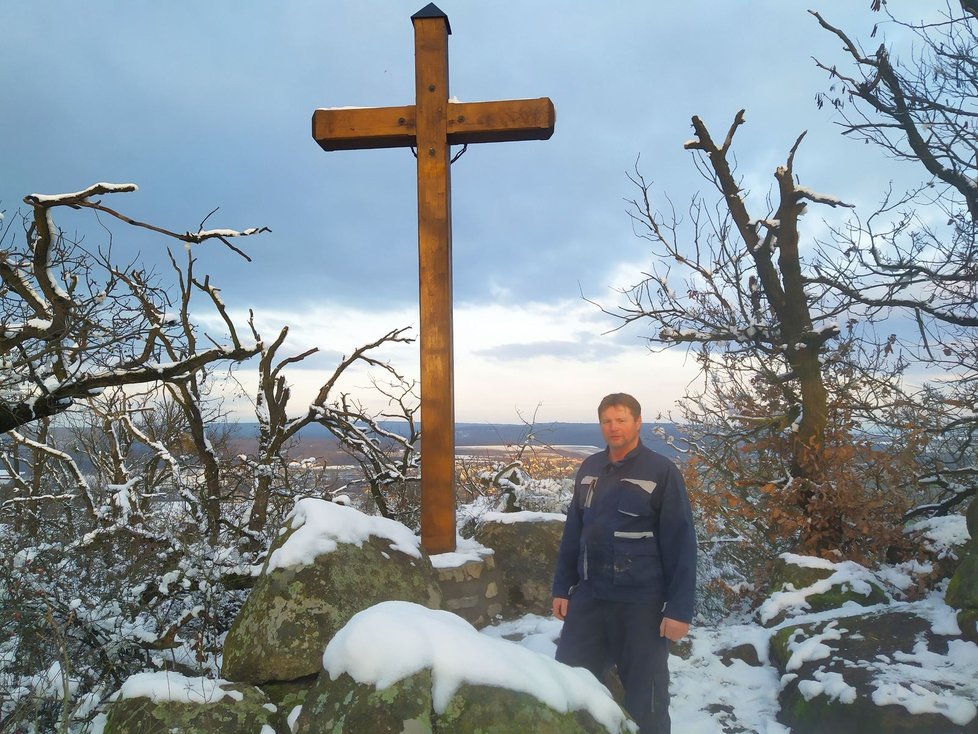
left=438, top=682, right=624, bottom=733
left=769, top=555, right=835, bottom=592
left=294, top=670, right=633, bottom=734
left=104, top=678, right=274, bottom=734
left=473, top=514, right=564, bottom=617
left=769, top=625, right=801, bottom=672
left=294, top=670, right=435, bottom=734
left=947, top=548, right=978, bottom=611
left=762, top=555, right=887, bottom=627
left=780, top=683, right=976, bottom=734
left=260, top=676, right=316, bottom=731
left=773, top=611, right=978, bottom=733
left=958, top=608, right=978, bottom=645
left=806, top=578, right=888, bottom=612
left=296, top=599, right=635, bottom=734
left=222, top=523, right=441, bottom=684
left=770, top=611, right=931, bottom=674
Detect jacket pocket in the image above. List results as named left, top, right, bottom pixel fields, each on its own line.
left=617, top=484, right=652, bottom=518
left=612, top=534, right=661, bottom=587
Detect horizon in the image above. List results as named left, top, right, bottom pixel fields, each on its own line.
left=220, top=419, right=682, bottom=457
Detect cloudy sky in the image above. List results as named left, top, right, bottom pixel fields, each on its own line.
left=1, top=1, right=928, bottom=423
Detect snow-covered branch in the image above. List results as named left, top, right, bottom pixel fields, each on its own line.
left=1, top=183, right=267, bottom=434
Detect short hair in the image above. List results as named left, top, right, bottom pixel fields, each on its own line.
left=598, top=393, right=642, bottom=420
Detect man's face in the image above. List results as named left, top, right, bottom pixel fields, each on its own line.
left=599, top=404, right=642, bottom=456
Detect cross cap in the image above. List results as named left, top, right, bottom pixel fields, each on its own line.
left=411, top=3, right=452, bottom=35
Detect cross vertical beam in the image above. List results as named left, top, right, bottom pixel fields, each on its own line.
left=311, top=3, right=555, bottom=555
left=412, top=10, right=456, bottom=554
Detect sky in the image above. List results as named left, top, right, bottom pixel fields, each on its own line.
left=98, top=499, right=977, bottom=733
left=0, top=1, right=935, bottom=423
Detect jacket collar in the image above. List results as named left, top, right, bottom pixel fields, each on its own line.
left=604, top=440, right=644, bottom=467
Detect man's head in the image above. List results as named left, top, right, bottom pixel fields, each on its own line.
left=597, top=393, right=642, bottom=460
left=597, top=393, right=641, bottom=420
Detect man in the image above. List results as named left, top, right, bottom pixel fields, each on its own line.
left=551, top=393, right=696, bottom=734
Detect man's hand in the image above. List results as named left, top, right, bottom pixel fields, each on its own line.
left=659, top=617, right=689, bottom=641
left=552, top=597, right=569, bottom=620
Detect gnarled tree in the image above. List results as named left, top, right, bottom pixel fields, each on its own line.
left=810, top=3, right=978, bottom=517
left=243, top=319, right=417, bottom=532
left=0, top=182, right=264, bottom=434
left=607, top=112, right=915, bottom=557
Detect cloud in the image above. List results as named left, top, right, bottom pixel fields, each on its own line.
left=472, top=339, right=605, bottom=362
left=4, top=0, right=933, bottom=422
left=192, top=295, right=693, bottom=423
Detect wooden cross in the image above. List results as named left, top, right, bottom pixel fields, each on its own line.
left=312, top=3, right=555, bottom=554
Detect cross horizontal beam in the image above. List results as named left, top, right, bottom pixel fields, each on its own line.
left=312, top=98, right=556, bottom=151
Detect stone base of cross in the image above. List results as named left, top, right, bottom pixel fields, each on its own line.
left=312, top=3, right=555, bottom=553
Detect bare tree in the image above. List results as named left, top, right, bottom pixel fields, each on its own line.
left=813, top=5, right=978, bottom=221
left=243, top=321, right=418, bottom=531
left=612, top=113, right=850, bottom=537
left=604, top=111, right=921, bottom=557
left=115, top=246, right=253, bottom=538
left=321, top=383, right=421, bottom=527
left=0, top=183, right=264, bottom=434
left=810, top=4, right=978, bottom=516
left=0, top=182, right=435, bottom=731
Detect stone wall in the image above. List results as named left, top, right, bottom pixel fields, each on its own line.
left=430, top=513, right=564, bottom=627
left=433, top=554, right=503, bottom=627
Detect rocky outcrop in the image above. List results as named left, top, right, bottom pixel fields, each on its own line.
left=295, top=669, right=434, bottom=733
left=473, top=511, right=564, bottom=616
left=771, top=610, right=977, bottom=733
left=103, top=674, right=276, bottom=734
left=221, top=499, right=442, bottom=684
left=741, top=551, right=978, bottom=733
left=295, top=672, right=623, bottom=734
left=758, top=553, right=889, bottom=628
left=293, top=601, right=634, bottom=734
left=105, top=503, right=977, bottom=733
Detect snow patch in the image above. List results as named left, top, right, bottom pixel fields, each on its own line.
left=323, top=601, right=634, bottom=733
left=266, top=498, right=422, bottom=572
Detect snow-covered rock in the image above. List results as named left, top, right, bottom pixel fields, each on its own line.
left=293, top=601, right=636, bottom=734
left=221, top=499, right=441, bottom=684
left=103, top=673, right=276, bottom=734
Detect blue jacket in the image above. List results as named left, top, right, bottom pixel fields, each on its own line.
left=551, top=441, right=697, bottom=622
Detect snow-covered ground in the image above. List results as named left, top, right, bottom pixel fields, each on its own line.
left=93, top=503, right=976, bottom=733
left=485, top=613, right=788, bottom=733
left=487, top=591, right=976, bottom=732
left=487, top=514, right=977, bottom=732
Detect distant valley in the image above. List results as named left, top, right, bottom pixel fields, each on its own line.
left=225, top=421, right=682, bottom=462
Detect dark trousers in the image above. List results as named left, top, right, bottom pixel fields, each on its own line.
left=555, top=591, right=671, bottom=734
